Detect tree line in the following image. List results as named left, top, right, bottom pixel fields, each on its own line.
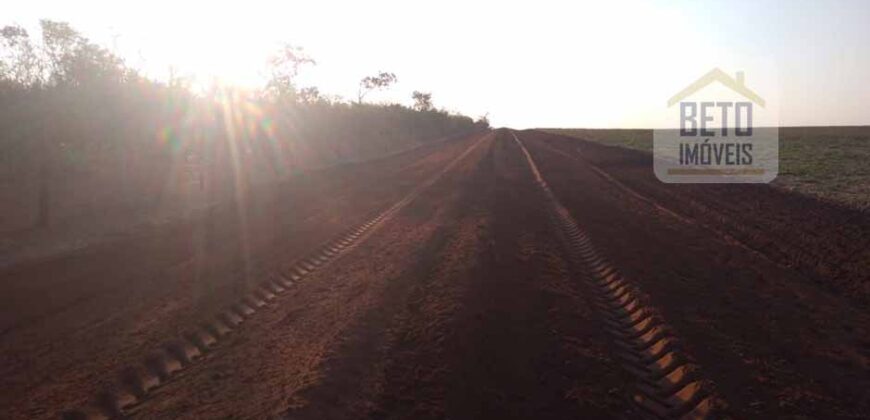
left=0, top=20, right=489, bottom=232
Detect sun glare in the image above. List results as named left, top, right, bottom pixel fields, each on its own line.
left=6, top=0, right=870, bottom=126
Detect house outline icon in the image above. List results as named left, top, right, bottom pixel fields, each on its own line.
left=667, top=68, right=766, bottom=108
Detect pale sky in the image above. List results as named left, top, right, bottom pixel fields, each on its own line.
left=5, top=0, right=870, bottom=128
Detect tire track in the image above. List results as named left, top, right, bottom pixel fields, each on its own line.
left=527, top=134, right=798, bottom=278
left=511, top=132, right=726, bottom=419
left=59, top=132, right=490, bottom=420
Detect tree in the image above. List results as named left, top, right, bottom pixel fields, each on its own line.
left=40, top=20, right=84, bottom=85
left=38, top=20, right=129, bottom=86
left=2, top=20, right=133, bottom=228
left=357, top=71, right=396, bottom=104
left=1, top=20, right=131, bottom=88
left=298, top=86, right=320, bottom=103
left=476, top=113, right=490, bottom=129
left=1, top=25, right=44, bottom=86
left=411, top=91, right=433, bottom=111
left=266, top=44, right=315, bottom=102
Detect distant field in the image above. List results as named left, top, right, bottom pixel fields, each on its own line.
left=543, top=127, right=870, bottom=210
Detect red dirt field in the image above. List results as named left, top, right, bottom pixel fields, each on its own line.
left=1, top=129, right=868, bottom=419
left=519, top=129, right=870, bottom=418
left=529, top=130, right=870, bottom=306
left=0, top=132, right=485, bottom=419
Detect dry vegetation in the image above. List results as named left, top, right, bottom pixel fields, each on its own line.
left=543, top=127, right=870, bottom=209
left=0, top=21, right=487, bottom=249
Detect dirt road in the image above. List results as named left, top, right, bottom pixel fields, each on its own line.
left=2, top=129, right=868, bottom=419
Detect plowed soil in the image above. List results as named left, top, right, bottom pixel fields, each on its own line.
left=1, top=129, right=868, bottom=419
left=519, top=129, right=870, bottom=419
